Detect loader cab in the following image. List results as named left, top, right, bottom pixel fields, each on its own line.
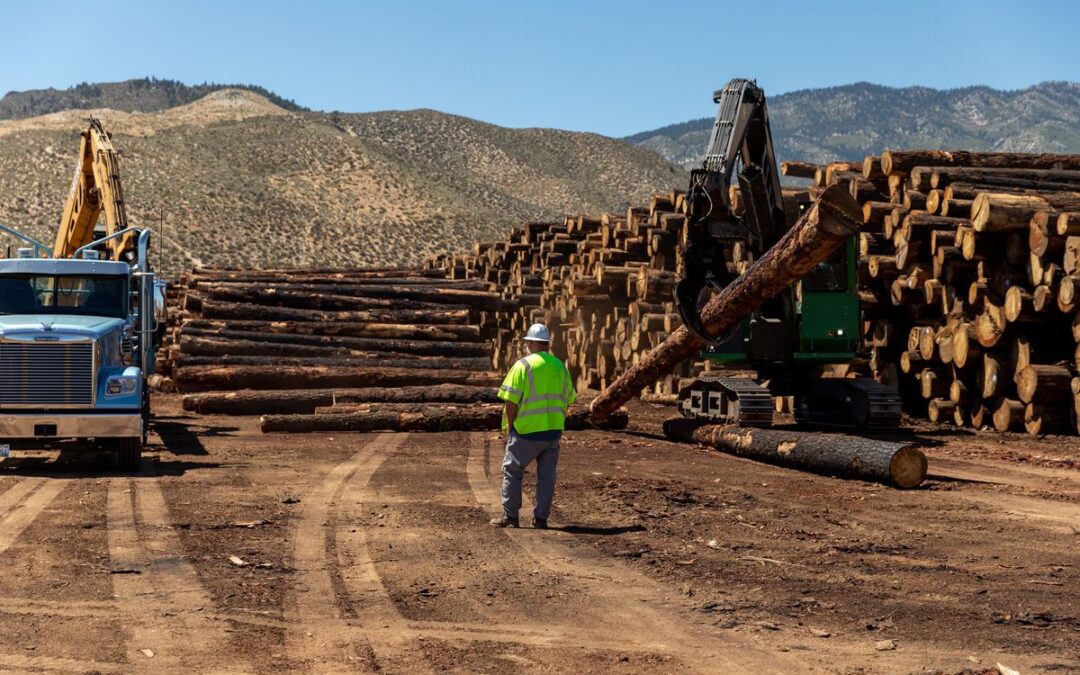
left=701, top=236, right=860, bottom=366
left=793, top=237, right=860, bottom=361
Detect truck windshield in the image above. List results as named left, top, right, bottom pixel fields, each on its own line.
left=0, top=275, right=127, bottom=318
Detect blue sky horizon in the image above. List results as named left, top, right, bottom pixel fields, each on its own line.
left=3, top=1, right=1077, bottom=137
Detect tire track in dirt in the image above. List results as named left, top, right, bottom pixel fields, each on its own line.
left=351, top=432, right=728, bottom=668
left=0, top=651, right=124, bottom=673
left=285, top=433, right=429, bottom=673
left=107, top=460, right=250, bottom=673
left=0, top=479, right=68, bottom=556
left=466, top=432, right=809, bottom=674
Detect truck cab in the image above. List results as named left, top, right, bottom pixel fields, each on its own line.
left=0, top=230, right=163, bottom=471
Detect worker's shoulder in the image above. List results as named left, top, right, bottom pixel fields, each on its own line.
left=537, top=352, right=568, bottom=370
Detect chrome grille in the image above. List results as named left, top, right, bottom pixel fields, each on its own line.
left=0, top=342, right=95, bottom=406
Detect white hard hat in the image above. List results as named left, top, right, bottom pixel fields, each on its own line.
left=523, top=323, right=551, bottom=342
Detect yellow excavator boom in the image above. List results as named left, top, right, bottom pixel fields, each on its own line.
left=53, top=117, right=133, bottom=259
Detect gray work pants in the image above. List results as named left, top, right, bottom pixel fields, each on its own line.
left=501, top=433, right=560, bottom=520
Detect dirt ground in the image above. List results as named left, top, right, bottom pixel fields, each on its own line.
left=0, top=395, right=1076, bottom=674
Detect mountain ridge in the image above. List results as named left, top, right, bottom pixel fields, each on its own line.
left=0, top=88, right=684, bottom=271
left=627, top=81, right=1080, bottom=167
left=0, top=77, right=306, bottom=120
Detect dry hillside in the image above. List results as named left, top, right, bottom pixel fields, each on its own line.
left=0, top=90, right=684, bottom=270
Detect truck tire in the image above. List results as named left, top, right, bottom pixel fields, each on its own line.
left=115, top=438, right=143, bottom=473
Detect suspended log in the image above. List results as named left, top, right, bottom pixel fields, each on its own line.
left=261, top=407, right=629, bottom=434
left=662, top=418, right=926, bottom=489
left=182, top=384, right=500, bottom=415
left=174, top=366, right=500, bottom=393
left=590, top=184, right=863, bottom=421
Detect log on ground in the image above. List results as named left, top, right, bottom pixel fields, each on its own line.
left=662, top=418, right=927, bottom=489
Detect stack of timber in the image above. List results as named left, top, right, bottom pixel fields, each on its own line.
left=839, top=150, right=1080, bottom=435
left=160, top=267, right=508, bottom=428
left=425, top=187, right=810, bottom=396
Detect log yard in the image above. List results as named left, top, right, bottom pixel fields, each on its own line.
left=0, top=4, right=1078, bottom=674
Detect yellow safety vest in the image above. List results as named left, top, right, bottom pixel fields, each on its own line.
left=496, top=351, right=576, bottom=434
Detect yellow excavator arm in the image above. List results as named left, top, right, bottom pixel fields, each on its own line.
left=53, top=117, right=133, bottom=259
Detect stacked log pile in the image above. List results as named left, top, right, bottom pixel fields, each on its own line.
left=160, top=149, right=1080, bottom=439
left=837, top=150, right=1080, bottom=435
left=158, top=267, right=506, bottom=426
left=425, top=190, right=809, bottom=395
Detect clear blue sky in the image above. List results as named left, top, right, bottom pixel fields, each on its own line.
left=2, top=0, right=1077, bottom=137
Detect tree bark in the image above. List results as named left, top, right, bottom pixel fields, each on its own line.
left=174, top=366, right=500, bottom=392
left=993, top=399, right=1025, bottom=432
left=182, top=384, right=501, bottom=415
left=661, top=418, right=927, bottom=489
left=176, top=353, right=492, bottom=372
left=972, top=193, right=1080, bottom=232
left=781, top=161, right=819, bottom=179
left=194, top=287, right=492, bottom=312
left=178, top=319, right=482, bottom=342
left=197, top=300, right=471, bottom=325
left=589, top=183, right=863, bottom=421
left=178, top=330, right=488, bottom=358
left=881, top=150, right=1080, bottom=176
left=1016, top=364, right=1072, bottom=404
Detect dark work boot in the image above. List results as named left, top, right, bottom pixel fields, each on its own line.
left=490, top=516, right=519, bottom=528
left=533, top=518, right=549, bottom=530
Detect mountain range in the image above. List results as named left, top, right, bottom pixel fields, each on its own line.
left=0, top=80, right=683, bottom=270
left=625, top=81, right=1080, bottom=168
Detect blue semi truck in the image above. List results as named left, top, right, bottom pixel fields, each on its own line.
left=0, top=226, right=165, bottom=470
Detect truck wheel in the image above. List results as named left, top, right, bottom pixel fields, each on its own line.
left=115, top=438, right=143, bottom=473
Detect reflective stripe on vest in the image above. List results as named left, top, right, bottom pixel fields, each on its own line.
left=511, top=353, right=570, bottom=433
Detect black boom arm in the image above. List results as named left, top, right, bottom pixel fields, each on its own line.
left=675, top=78, right=787, bottom=343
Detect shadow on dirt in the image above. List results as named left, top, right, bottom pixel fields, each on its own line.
left=0, top=453, right=222, bottom=478
left=557, top=523, right=647, bottom=536
left=153, top=416, right=238, bottom=456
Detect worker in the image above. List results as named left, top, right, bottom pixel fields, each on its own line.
left=491, top=323, right=576, bottom=529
